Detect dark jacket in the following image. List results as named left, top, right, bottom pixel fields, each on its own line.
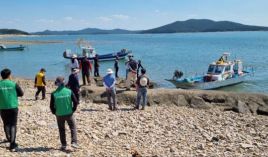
left=67, top=73, right=80, bottom=93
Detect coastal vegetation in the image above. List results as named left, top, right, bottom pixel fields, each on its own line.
left=0, top=29, right=29, bottom=35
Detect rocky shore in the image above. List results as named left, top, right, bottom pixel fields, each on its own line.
left=0, top=78, right=267, bottom=156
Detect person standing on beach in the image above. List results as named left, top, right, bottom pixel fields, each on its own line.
left=94, top=54, right=100, bottom=77
left=67, top=69, right=80, bottom=103
left=103, top=69, right=117, bottom=110
left=137, top=60, right=144, bottom=78
left=135, top=68, right=150, bottom=110
left=0, top=68, right=24, bottom=151
left=126, top=54, right=138, bottom=90
left=50, top=76, right=79, bottom=150
left=114, top=56, right=119, bottom=78
left=80, top=55, right=92, bottom=85
left=70, top=54, right=79, bottom=70
left=34, top=68, right=46, bottom=100
left=125, top=57, right=130, bottom=80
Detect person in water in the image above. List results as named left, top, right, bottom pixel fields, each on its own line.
left=34, top=68, right=46, bottom=100
left=50, top=76, right=79, bottom=150
left=0, top=68, right=24, bottom=151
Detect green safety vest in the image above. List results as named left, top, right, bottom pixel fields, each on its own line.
left=0, top=80, right=18, bottom=109
left=52, top=86, right=73, bottom=116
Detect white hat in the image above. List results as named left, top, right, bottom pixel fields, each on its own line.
left=140, top=77, right=148, bottom=86
left=107, top=68, right=113, bottom=74
left=72, top=54, right=77, bottom=58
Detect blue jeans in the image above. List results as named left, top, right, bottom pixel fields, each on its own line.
left=106, top=88, right=117, bottom=109
left=136, top=87, right=147, bottom=108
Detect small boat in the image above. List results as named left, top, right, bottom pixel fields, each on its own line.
left=166, top=53, right=252, bottom=90
left=0, top=44, right=25, bottom=51
left=63, top=46, right=130, bottom=62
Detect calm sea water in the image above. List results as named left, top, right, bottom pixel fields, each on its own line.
left=1, top=32, right=268, bottom=93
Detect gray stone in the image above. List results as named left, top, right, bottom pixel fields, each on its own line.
left=190, top=96, right=212, bottom=109
left=236, top=101, right=251, bottom=114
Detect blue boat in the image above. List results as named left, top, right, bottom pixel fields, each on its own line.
left=0, top=44, right=25, bottom=51
left=63, top=47, right=130, bottom=61
left=166, top=53, right=252, bottom=90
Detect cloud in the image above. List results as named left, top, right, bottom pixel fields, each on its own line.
left=98, top=16, right=113, bottom=22
left=111, top=14, right=129, bottom=20
left=63, top=16, right=73, bottom=21
left=36, top=19, right=55, bottom=24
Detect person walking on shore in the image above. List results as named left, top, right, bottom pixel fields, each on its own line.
left=34, top=68, right=46, bottom=100
left=126, top=55, right=138, bottom=90
left=135, top=68, right=150, bottom=110
left=81, top=55, right=92, bottom=85
left=103, top=69, right=117, bottom=111
left=94, top=54, right=100, bottom=77
left=50, top=76, right=79, bottom=150
left=0, top=68, right=24, bottom=151
left=114, top=56, right=119, bottom=78
left=67, top=69, right=80, bottom=103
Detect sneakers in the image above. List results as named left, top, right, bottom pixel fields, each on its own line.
left=71, top=143, right=80, bottom=149
left=141, top=106, right=145, bottom=110
left=9, top=143, right=18, bottom=152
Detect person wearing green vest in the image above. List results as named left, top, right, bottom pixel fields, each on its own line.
left=50, top=76, right=79, bottom=150
left=0, top=68, right=24, bottom=152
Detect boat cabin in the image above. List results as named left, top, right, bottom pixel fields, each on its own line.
left=205, top=53, right=244, bottom=82
left=82, top=46, right=96, bottom=58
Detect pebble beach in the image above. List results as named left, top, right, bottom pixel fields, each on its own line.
left=0, top=78, right=267, bottom=156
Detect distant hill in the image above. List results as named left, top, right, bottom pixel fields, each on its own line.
left=141, top=19, right=268, bottom=33
left=31, top=19, right=268, bottom=35
left=33, top=28, right=137, bottom=35
left=0, top=29, right=29, bottom=35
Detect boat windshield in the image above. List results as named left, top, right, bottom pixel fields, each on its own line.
left=207, top=65, right=215, bottom=73
left=215, top=65, right=224, bottom=74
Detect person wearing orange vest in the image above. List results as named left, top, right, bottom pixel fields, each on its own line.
left=0, top=68, right=24, bottom=151
left=34, top=68, right=46, bottom=100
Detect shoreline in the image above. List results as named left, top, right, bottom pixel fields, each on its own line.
left=0, top=34, right=63, bottom=44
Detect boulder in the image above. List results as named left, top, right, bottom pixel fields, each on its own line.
left=190, top=96, right=212, bottom=109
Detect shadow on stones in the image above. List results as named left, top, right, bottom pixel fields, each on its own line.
left=80, top=109, right=101, bottom=112
left=118, top=107, right=135, bottom=112
left=16, top=147, right=55, bottom=153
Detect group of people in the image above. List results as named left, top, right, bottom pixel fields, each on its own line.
left=0, top=53, right=150, bottom=152
left=0, top=68, right=79, bottom=151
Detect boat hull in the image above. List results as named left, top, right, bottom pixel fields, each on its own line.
left=63, top=50, right=129, bottom=62
left=166, top=75, right=247, bottom=90
left=0, top=46, right=25, bottom=51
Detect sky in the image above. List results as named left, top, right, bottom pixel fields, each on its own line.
left=1, top=0, right=268, bottom=32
